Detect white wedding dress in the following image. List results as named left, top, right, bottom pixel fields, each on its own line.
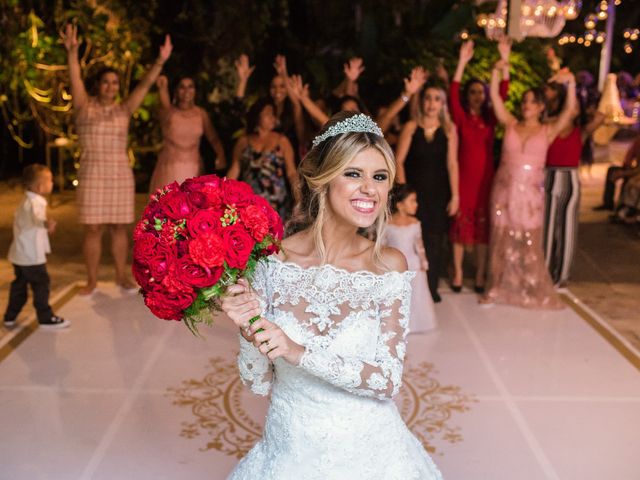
left=227, top=256, right=443, bottom=480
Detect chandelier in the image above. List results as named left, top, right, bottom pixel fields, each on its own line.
left=477, top=0, right=582, bottom=40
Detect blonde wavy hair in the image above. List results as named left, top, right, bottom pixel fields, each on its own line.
left=287, top=111, right=396, bottom=267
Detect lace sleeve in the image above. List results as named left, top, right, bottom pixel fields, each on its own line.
left=298, top=272, right=413, bottom=400
left=236, top=258, right=273, bottom=396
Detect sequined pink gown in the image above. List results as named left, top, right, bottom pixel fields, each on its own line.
left=149, top=107, right=205, bottom=192
left=485, top=125, right=563, bottom=309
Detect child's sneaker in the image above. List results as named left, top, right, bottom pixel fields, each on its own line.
left=3, top=318, right=16, bottom=329
left=39, top=316, right=70, bottom=330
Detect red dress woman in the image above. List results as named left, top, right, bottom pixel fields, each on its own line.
left=449, top=39, right=510, bottom=293
left=449, top=41, right=511, bottom=293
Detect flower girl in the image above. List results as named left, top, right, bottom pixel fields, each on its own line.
left=383, top=184, right=437, bottom=332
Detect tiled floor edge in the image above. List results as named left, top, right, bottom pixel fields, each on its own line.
left=561, top=291, right=640, bottom=372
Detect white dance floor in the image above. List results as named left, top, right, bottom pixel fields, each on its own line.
left=1, top=283, right=638, bottom=480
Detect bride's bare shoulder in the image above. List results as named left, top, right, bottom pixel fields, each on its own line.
left=380, top=246, right=408, bottom=273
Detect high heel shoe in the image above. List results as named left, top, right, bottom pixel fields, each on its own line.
left=451, top=284, right=462, bottom=293
left=474, top=285, right=485, bottom=294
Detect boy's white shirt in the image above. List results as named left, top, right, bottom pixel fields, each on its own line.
left=8, top=191, right=51, bottom=266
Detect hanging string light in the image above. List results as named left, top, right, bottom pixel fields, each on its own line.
left=597, top=1, right=609, bottom=20
left=623, top=28, right=639, bottom=54
left=556, top=0, right=634, bottom=54
left=584, top=13, right=597, bottom=30
left=477, top=0, right=582, bottom=40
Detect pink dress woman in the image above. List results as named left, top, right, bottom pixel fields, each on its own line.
left=485, top=125, right=563, bottom=309
left=149, top=106, right=205, bottom=192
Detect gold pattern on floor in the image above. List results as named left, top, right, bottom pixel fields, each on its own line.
left=167, top=357, right=476, bottom=457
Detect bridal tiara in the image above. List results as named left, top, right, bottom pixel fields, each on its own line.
left=311, top=113, right=383, bottom=148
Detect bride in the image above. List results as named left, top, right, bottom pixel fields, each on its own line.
left=221, top=111, right=443, bottom=479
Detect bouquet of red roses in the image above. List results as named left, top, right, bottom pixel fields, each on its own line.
left=132, top=175, right=283, bottom=336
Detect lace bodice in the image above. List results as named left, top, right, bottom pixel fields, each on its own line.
left=230, top=256, right=443, bottom=479
left=238, top=256, right=414, bottom=399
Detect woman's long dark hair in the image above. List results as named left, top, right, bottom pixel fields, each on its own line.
left=461, top=78, right=491, bottom=121
left=246, top=97, right=276, bottom=134
left=545, top=81, right=567, bottom=118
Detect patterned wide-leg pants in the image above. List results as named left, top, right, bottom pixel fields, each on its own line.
left=543, top=168, right=580, bottom=285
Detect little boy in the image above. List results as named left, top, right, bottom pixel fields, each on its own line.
left=3, top=164, right=70, bottom=329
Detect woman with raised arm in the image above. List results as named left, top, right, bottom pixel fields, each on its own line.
left=288, top=67, right=427, bottom=134
left=395, top=85, right=459, bottom=303
left=543, top=78, right=604, bottom=286
left=148, top=75, right=226, bottom=192
left=221, top=111, right=443, bottom=479
left=227, top=97, right=298, bottom=219
left=61, top=24, right=172, bottom=295
left=481, top=60, right=576, bottom=309
left=449, top=38, right=510, bottom=294
left=234, top=54, right=305, bottom=161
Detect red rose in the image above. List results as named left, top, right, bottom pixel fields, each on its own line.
left=253, top=195, right=284, bottom=240
left=141, top=198, right=164, bottom=224
left=187, top=208, right=223, bottom=239
left=222, top=179, right=254, bottom=206
left=147, top=244, right=176, bottom=282
left=175, top=256, right=223, bottom=288
left=188, top=232, right=225, bottom=268
left=144, top=285, right=195, bottom=321
left=182, top=175, right=223, bottom=209
left=132, top=260, right=155, bottom=292
left=182, top=174, right=222, bottom=191
left=222, top=224, right=254, bottom=269
left=161, top=190, right=194, bottom=221
left=133, top=231, right=159, bottom=264
left=240, top=204, right=270, bottom=242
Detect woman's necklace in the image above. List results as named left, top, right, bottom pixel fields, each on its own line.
left=421, top=120, right=439, bottom=142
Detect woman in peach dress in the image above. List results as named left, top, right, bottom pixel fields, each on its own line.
left=61, top=25, right=171, bottom=295
left=149, top=75, right=226, bottom=192
left=482, top=61, right=576, bottom=309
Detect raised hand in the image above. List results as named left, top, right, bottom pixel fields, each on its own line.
left=459, top=40, right=474, bottom=64
left=287, top=74, right=309, bottom=100
left=549, top=68, right=575, bottom=85
left=273, top=54, right=288, bottom=77
left=497, top=36, right=512, bottom=62
left=158, top=35, right=172, bottom=63
left=156, top=75, right=168, bottom=89
left=344, top=57, right=365, bottom=82
left=235, top=54, right=255, bottom=82
left=60, top=24, right=79, bottom=53
left=403, top=67, right=428, bottom=96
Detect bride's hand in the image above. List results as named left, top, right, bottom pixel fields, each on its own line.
left=249, top=317, right=305, bottom=366
left=221, top=278, right=263, bottom=333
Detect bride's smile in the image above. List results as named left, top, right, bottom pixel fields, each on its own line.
left=327, top=147, right=391, bottom=229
